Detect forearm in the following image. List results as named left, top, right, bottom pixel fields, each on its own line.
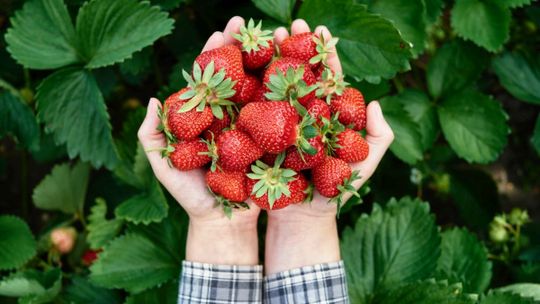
left=264, top=216, right=340, bottom=275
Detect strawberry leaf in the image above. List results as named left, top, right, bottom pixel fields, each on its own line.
left=0, top=216, right=37, bottom=270
left=115, top=179, right=169, bottom=225
left=496, top=283, right=540, bottom=301
left=0, top=269, right=62, bottom=303
left=0, top=90, right=40, bottom=150
left=87, top=198, right=123, bottom=250
left=492, top=52, right=540, bottom=105
left=372, top=280, right=475, bottom=304
left=252, top=0, right=295, bottom=24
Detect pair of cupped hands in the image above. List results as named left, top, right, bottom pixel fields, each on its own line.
left=138, top=17, right=394, bottom=270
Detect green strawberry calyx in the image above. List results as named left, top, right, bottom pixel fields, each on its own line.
left=310, top=32, right=339, bottom=66
left=331, top=170, right=361, bottom=216
left=265, top=66, right=316, bottom=115
left=178, top=61, right=236, bottom=119
left=207, top=187, right=249, bottom=219
left=316, top=68, right=349, bottom=103
left=295, top=114, right=319, bottom=158
left=232, top=18, right=273, bottom=53
left=199, top=134, right=220, bottom=172
left=320, top=113, right=346, bottom=155
left=246, top=153, right=297, bottom=209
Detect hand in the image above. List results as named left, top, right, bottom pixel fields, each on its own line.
left=264, top=19, right=394, bottom=274
left=138, top=17, right=260, bottom=265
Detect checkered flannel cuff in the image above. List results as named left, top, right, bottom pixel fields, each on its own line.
left=178, top=261, right=263, bottom=304
left=263, top=261, right=349, bottom=304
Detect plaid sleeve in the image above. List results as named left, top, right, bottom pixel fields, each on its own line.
left=263, top=261, right=349, bottom=304
left=178, top=261, right=263, bottom=304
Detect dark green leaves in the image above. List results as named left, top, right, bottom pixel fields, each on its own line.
left=372, top=280, right=475, bottom=304
left=115, top=179, right=169, bottom=225
left=0, top=91, right=39, bottom=149
left=5, top=0, right=79, bottom=69
left=87, top=198, right=123, bottom=249
left=298, top=0, right=411, bottom=82
left=480, top=291, right=537, bottom=304
left=36, top=68, right=118, bottom=168
left=252, top=0, right=295, bottom=24
left=32, top=161, right=90, bottom=215
left=497, top=283, right=540, bottom=301
left=0, top=268, right=62, bottom=303
left=437, top=90, right=509, bottom=163
left=76, top=0, right=174, bottom=68
left=451, top=0, right=510, bottom=52
left=492, top=52, right=540, bottom=105
left=0, top=216, right=36, bottom=270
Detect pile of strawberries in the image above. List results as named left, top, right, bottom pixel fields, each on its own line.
left=159, top=20, right=369, bottom=216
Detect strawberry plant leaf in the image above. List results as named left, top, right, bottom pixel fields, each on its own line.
left=436, top=228, right=492, bottom=294
left=115, top=178, right=169, bottom=225
left=497, top=283, right=540, bottom=301
left=0, top=268, right=62, bottom=303
left=62, top=276, right=122, bottom=304
left=150, top=0, right=186, bottom=11
left=87, top=198, right=123, bottom=250
left=90, top=233, right=180, bottom=293
left=451, top=0, right=510, bottom=52
left=368, top=0, right=427, bottom=57
left=5, top=0, right=79, bottom=69
left=76, top=0, right=174, bottom=69
left=252, top=0, right=295, bottom=24
left=492, top=52, right=540, bottom=105
left=32, top=161, right=90, bottom=215
left=0, top=91, right=40, bottom=149
left=36, top=67, right=118, bottom=169
left=125, top=280, right=179, bottom=304
left=372, top=279, right=476, bottom=304
left=480, top=291, right=537, bottom=304
left=425, top=0, right=444, bottom=23
left=341, top=197, right=441, bottom=303
left=427, top=40, right=488, bottom=99
left=502, top=0, right=533, bottom=8
left=379, top=97, right=424, bottom=164
left=438, top=89, right=509, bottom=163
left=298, top=0, right=412, bottom=82
left=0, top=216, right=36, bottom=270
left=533, top=115, right=540, bottom=156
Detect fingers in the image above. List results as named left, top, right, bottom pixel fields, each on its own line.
left=313, top=25, right=342, bottom=73
left=222, top=16, right=244, bottom=45
left=291, top=19, right=310, bottom=35
left=202, top=31, right=225, bottom=52
left=274, top=26, right=289, bottom=46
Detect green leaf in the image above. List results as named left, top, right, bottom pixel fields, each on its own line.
left=36, top=67, right=118, bottom=168
left=298, top=0, right=412, bottom=82
left=5, top=0, right=79, bottom=69
left=115, top=179, right=169, bottom=225
left=372, top=279, right=476, bottom=304
left=0, top=215, right=36, bottom=270
left=425, top=0, right=444, bottom=23
left=492, top=52, right=540, bottom=105
left=368, top=0, right=427, bottom=56
left=119, top=47, right=153, bottom=77
left=0, top=91, right=39, bottom=149
left=438, top=89, right=509, bottom=163
left=0, top=269, right=62, bottom=304
left=150, top=0, right=186, bottom=11
left=32, top=161, right=90, bottom=215
left=252, top=0, right=294, bottom=24
left=379, top=97, right=424, bottom=164
left=497, top=284, right=540, bottom=301
left=62, top=276, right=122, bottom=304
left=427, top=40, right=488, bottom=99
left=502, top=0, right=533, bottom=8
left=87, top=198, right=123, bottom=250
left=90, top=233, right=180, bottom=293
left=125, top=280, right=179, bottom=304
left=533, top=115, right=540, bottom=155
left=436, top=228, right=492, bottom=293
left=480, top=291, right=537, bottom=304
left=451, top=0, right=510, bottom=52
left=394, top=89, right=438, bottom=151
left=341, top=197, right=441, bottom=303
left=76, top=0, right=174, bottom=68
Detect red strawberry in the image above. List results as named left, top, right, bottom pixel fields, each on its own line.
left=195, top=45, right=245, bottom=102
left=312, top=156, right=358, bottom=200
left=335, top=129, right=369, bottom=163
left=251, top=86, right=267, bottom=103
left=82, top=249, right=102, bottom=266
left=203, top=111, right=231, bottom=140
left=281, top=32, right=339, bottom=70
left=169, top=140, right=210, bottom=171
left=247, top=173, right=308, bottom=210
left=163, top=88, right=213, bottom=141
left=206, top=170, right=249, bottom=202
left=260, top=153, right=277, bottom=165
left=237, top=102, right=299, bottom=153
left=263, top=57, right=316, bottom=107
left=307, top=98, right=331, bottom=126
left=237, top=73, right=261, bottom=105
left=216, top=130, right=264, bottom=172
left=284, top=136, right=326, bottom=171
left=233, top=19, right=274, bottom=70
left=330, top=87, right=367, bottom=131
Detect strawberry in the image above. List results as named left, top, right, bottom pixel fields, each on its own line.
left=237, top=101, right=299, bottom=153
left=82, top=249, right=102, bottom=266
left=335, top=129, right=369, bottom=163
left=284, top=136, right=326, bottom=171
left=206, top=170, right=249, bottom=202
left=263, top=57, right=316, bottom=107
left=280, top=32, right=339, bottom=70
left=233, top=19, right=274, bottom=70
left=312, top=156, right=360, bottom=208
left=251, top=86, right=267, bottom=103
left=50, top=227, right=77, bottom=254
left=237, top=73, right=261, bottom=105
left=307, top=98, right=331, bottom=126
left=203, top=111, right=231, bottom=140
left=260, top=153, right=277, bottom=165
left=216, top=130, right=264, bottom=172
left=195, top=45, right=245, bottom=102
left=315, top=68, right=348, bottom=103
left=162, top=88, right=213, bottom=141
left=247, top=154, right=308, bottom=210
left=169, top=139, right=211, bottom=171
left=330, top=87, right=367, bottom=131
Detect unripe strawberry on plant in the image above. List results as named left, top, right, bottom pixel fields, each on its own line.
left=334, top=129, right=369, bottom=163
left=233, top=19, right=274, bottom=70
left=215, top=129, right=264, bottom=172
left=50, top=227, right=77, bottom=254
left=280, top=32, right=339, bottom=70
left=330, top=87, right=367, bottom=131
left=168, top=140, right=211, bottom=171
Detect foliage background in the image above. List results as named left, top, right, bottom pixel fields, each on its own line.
left=0, top=0, right=539, bottom=303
